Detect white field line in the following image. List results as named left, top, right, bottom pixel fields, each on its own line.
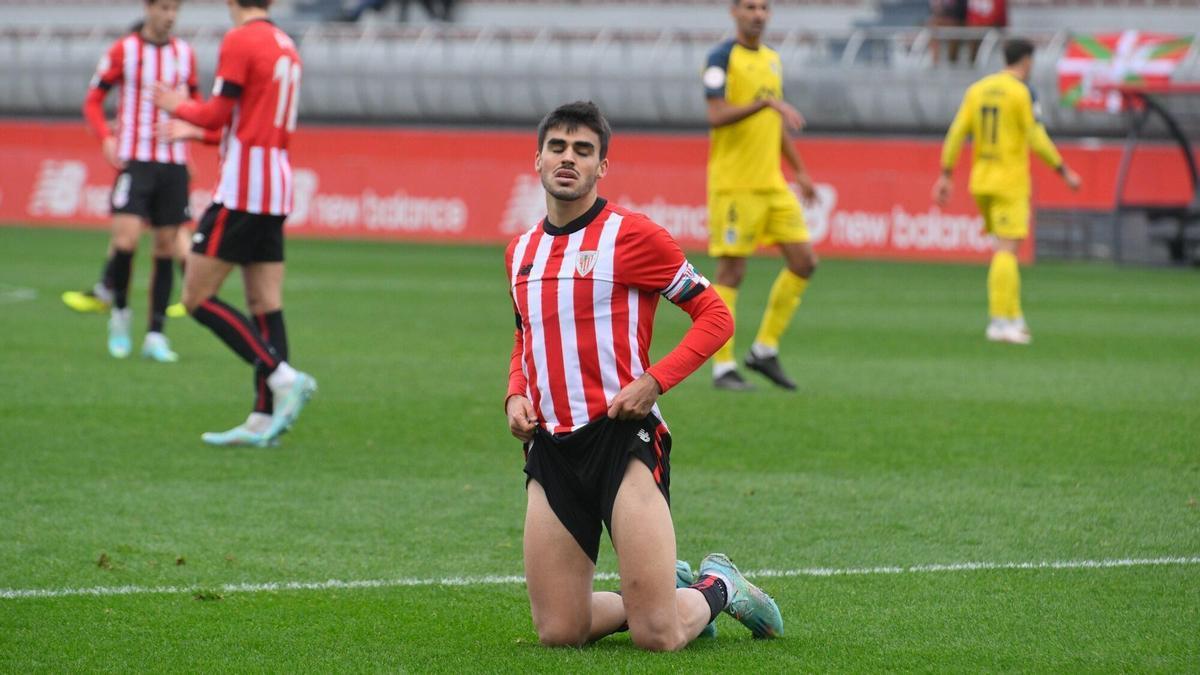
left=2, top=556, right=1197, bottom=601
left=0, top=284, right=37, bottom=304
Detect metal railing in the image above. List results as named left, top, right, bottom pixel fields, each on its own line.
left=1, top=24, right=1196, bottom=135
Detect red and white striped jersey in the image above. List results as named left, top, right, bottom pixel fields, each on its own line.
left=506, top=198, right=712, bottom=434
left=87, top=33, right=197, bottom=164
left=210, top=19, right=301, bottom=216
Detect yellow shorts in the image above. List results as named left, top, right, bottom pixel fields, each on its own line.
left=973, top=192, right=1030, bottom=240
left=708, top=187, right=809, bottom=258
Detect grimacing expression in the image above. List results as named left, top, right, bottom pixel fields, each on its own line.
left=732, top=0, right=769, bottom=40
left=145, top=0, right=181, bottom=36
left=536, top=125, right=608, bottom=203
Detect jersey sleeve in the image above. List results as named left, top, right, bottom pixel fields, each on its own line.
left=702, top=41, right=734, bottom=100
left=83, top=41, right=123, bottom=139
left=504, top=239, right=529, bottom=403
left=212, top=30, right=249, bottom=98
left=616, top=217, right=710, bottom=303
left=940, top=85, right=974, bottom=172
left=89, top=41, right=124, bottom=92
left=1023, top=85, right=1063, bottom=169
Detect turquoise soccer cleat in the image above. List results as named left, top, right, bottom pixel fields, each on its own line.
left=675, top=559, right=717, bottom=638
left=699, top=553, right=783, bottom=639
left=141, top=333, right=179, bottom=363
left=107, top=309, right=131, bottom=359
left=260, top=371, right=318, bottom=444
left=202, top=425, right=276, bottom=447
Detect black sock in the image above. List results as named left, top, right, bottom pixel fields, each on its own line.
left=111, top=249, right=134, bottom=309
left=191, top=297, right=279, bottom=369
left=100, top=253, right=115, bottom=291
left=252, top=310, right=289, bottom=414
left=690, top=575, right=728, bottom=624
left=148, top=256, right=173, bottom=333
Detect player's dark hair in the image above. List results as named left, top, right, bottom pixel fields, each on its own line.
left=234, top=0, right=271, bottom=7
left=1004, top=38, right=1035, bottom=66
left=537, top=101, right=612, bottom=160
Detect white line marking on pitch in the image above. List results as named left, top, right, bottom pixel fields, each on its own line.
left=2, top=556, right=1197, bottom=601
left=0, top=284, right=37, bottom=304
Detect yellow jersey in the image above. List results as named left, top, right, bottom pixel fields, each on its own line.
left=704, top=39, right=788, bottom=193
left=940, top=71, right=1063, bottom=198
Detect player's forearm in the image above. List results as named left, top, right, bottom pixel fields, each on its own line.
left=82, top=87, right=111, bottom=139
left=1030, top=125, right=1064, bottom=170
left=707, top=98, right=770, bottom=128
left=175, top=96, right=235, bottom=131
left=645, top=287, right=733, bottom=393
left=781, top=135, right=806, bottom=177
left=506, top=329, right=529, bottom=400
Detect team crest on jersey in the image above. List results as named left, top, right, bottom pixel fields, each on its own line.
left=575, top=251, right=598, bottom=277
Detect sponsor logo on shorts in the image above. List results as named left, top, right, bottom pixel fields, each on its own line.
left=637, top=429, right=651, bottom=443
left=111, top=173, right=131, bottom=209
left=192, top=232, right=205, bottom=244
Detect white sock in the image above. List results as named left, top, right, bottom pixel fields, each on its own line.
left=712, top=361, right=737, bottom=378
left=111, top=307, right=131, bottom=323
left=267, top=361, right=297, bottom=391
left=144, top=331, right=166, bottom=345
left=93, top=282, right=113, bottom=303
left=244, top=412, right=272, bottom=433
left=751, top=342, right=778, bottom=359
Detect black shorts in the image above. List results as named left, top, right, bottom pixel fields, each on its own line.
left=192, top=203, right=286, bottom=264
left=110, top=160, right=191, bottom=227
left=524, top=414, right=671, bottom=563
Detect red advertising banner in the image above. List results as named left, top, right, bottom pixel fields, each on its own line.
left=1, top=120, right=1191, bottom=263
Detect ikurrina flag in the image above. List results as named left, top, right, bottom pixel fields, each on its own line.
left=1057, top=31, right=1194, bottom=112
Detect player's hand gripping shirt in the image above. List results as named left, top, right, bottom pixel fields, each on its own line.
left=506, top=199, right=732, bottom=434
left=84, top=32, right=199, bottom=165
left=940, top=71, right=1063, bottom=198
left=703, top=39, right=789, bottom=193
left=175, top=19, right=301, bottom=215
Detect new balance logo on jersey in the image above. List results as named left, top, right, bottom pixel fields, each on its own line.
left=637, top=429, right=651, bottom=443
left=518, top=263, right=533, bottom=277
left=575, top=251, right=598, bottom=277
left=192, top=232, right=205, bottom=244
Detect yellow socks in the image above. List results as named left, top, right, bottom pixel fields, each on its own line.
left=988, top=250, right=1021, bottom=319
left=713, top=284, right=738, bottom=368
left=754, top=269, right=809, bottom=350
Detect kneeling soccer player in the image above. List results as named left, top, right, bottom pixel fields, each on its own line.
left=504, top=101, right=784, bottom=651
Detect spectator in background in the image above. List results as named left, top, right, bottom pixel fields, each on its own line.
left=928, top=0, right=967, bottom=64
left=965, top=0, right=1007, bottom=63
left=338, top=0, right=454, bottom=22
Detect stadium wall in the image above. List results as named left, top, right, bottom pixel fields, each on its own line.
left=1, top=120, right=1190, bottom=263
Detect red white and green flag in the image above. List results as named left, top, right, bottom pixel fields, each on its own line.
left=1057, top=31, right=1194, bottom=112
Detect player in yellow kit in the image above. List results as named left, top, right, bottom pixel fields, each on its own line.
left=705, top=0, right=819, bottom=391
left=934, top=38, right=1081, bottom=345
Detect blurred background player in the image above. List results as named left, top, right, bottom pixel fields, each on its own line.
left=933, top=38, right=1081, bottom=345
left=155, top=0, right=316, bottom=446
left=703, top=0, right=819, bottom=392
left=66, top=0, right=207, bottom=362
left=505, top=101, right=782, bottom=650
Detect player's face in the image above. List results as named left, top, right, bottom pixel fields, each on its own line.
left=144, top=0, right=181, bottom=36
left=535, top=125, right=608, bottom=203
left=731, top=0, right=770, bottom=39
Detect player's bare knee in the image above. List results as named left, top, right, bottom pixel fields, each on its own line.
left=629, top=625, right=687, bottom=652
left=790, top=256, right=817, bottom=279
left=533, top=620, right=589, bottom=648
left=715, top=261, right=746, bottom=287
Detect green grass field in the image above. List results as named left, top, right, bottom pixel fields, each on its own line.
left=1, top=225, right=1197, bottom=672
